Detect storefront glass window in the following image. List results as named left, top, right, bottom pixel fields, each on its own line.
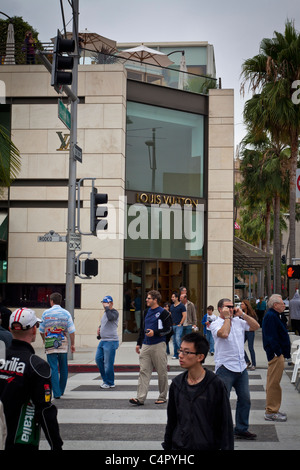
left=126, top=102, right=204, bottom=197
left=125, top=203, right=203, bottom=260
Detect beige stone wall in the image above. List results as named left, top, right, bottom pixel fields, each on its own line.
left=207, top=89, right=234, bottom=311
left=0, top=64, right=127, bottom=348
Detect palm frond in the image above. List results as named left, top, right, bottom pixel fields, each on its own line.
left=0, top=126, right=21, bottom=186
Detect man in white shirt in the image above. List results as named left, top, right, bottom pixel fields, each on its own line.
left=208, top=298, right=259, bottom=440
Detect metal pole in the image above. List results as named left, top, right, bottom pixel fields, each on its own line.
left=65, top=0, right=79, bottom=358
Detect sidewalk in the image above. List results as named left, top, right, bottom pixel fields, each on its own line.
left=35, top=328, right=298, bottom=372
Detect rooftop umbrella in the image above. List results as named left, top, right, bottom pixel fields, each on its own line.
left=118, top=44, right=174, bottom=67
left=52, top=29, right=117, bottom=63
left=4, top=23, right=15, bottom=65
left=76, top=29, right=117, bottom=53
left=178, top=51, right=188, bottom=89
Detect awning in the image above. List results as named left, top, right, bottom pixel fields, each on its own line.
left=234, top=276, right=247, bottom=288
left=233, top=237, right=271, bottom=271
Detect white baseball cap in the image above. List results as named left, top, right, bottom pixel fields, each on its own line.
left=10, top=308, right=41, bottom=331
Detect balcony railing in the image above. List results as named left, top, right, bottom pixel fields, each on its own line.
left=0, top=44, right=218, bottom=96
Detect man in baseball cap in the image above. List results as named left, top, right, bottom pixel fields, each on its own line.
left=96, top=295, right=119, bottom=389
left=9, top=308, right=41, bottom=331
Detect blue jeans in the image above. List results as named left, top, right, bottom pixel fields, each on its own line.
left=47, top=353, right=68, bottom=398
left=172, top=325, right=183, bottom=358
left=216, top=365, right=251, bottom=433
left=206, top=330, right=215, bottom=353
left=244, top=331, right=256, bottom=367
left=95, top=340, right=119, bottom=386
left=182, top=325, right=193, bottom=337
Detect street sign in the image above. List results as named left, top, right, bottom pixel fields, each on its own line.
left=69, top=232, right=81, bottom=251
left=73, top=144, right=82, bottom=163
left=58, top=99, right=71, bottom=130
left=38, top=230, right=66, bottom=242
left=296, top=169, right=300, bottom=198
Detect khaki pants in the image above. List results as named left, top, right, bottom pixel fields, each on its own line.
left=265, top=354, right=285, bottom=414
left=137, top=342, right=168, bottom=403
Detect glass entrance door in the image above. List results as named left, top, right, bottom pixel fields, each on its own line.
left=123, top=260, right=204, bottom=340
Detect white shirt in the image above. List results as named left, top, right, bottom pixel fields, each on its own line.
left=208, top=316, right=250, bottom=372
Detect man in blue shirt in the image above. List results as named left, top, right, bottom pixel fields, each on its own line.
left=129, top=290, right=172, bottom=406
left=170, top=292, right=186, bottom=359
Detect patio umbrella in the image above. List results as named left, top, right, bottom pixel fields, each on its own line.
left=4, top=22, right=15, bottom=65
left=53, top=29, right=117, bottom=63
left=178, top=51, right=188, bottom=89
left=76, top=28, right=117, bottom=53
left=118, top=44, right=174, bottom=67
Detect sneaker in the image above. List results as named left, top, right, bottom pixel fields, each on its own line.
left=264, top=412, right=287, bottom=422
left=249, top=366, right=256, bottom=370
left=100, top=383, right=110, bottom=389
left=172, top=356, right=178, bottom=360
left=109, top=384, right=115, bottom=388
left=234, top=430, right=257, bottom=440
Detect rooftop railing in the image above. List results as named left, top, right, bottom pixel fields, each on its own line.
left=0, top=44, right=218, bottom=95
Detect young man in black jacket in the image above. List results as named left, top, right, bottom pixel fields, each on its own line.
left=0, top=308, right=63, bottom=450
left=162, top=332, right=234, bottom=450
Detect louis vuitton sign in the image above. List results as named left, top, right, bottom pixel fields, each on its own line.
left=136, top=192, right=199, bottom=207
left=56, top=131, right=70, bottom=151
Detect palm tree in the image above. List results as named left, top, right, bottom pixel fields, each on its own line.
left=241, top=19, right=300, bottom=268
left=0, top=125, right=21, bottom=187
left=243, top=92, right=290, bottom=294
left=237, top=133, right=273, bottom=296
left=237, top=127, right=289, bottom=296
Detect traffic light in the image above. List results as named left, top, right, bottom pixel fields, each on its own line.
left=51, top=30, right=75, bottom=88
left=81, top=258, right=98, bottom=277
left=287, top=265, right=300, bottom=279
left=90, top=187, right=108, bottom=235
left=281, top=255, right=286, bottom=264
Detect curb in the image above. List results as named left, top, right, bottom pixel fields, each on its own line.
left=68, top=364, right=179, bottom=373
left=68, top=364, right=140, bottom=373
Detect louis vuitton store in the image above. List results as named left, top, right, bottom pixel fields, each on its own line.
left=123, top=88, right=206, bottom=340
left=0, top=62, right=234, bottom=347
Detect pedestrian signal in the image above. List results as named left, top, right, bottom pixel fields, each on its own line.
left=287, top=265, right=300, bottom=279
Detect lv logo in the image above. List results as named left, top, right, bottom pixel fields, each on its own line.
left=56, top=132, right=70, bottom=151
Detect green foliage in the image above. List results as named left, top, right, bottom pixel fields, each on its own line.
left=0, top=15, right=43, bottom=64
left=0, top=125, right=21, bottom=186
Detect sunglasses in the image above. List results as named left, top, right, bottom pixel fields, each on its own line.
left=178, top=349, right=198, bottom=356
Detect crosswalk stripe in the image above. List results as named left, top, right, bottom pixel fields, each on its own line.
left=40, top=368, right=279, bottom=450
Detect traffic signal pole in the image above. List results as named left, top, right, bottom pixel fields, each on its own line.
left=65, top=0, right=79, bottom=357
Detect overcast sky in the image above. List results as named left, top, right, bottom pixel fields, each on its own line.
left=2, top=0, right=299, bottom=148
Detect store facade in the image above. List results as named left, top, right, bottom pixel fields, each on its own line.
left=0, top=60, right=234, bottom=347
left=123, top=82, right=207, bottom=340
